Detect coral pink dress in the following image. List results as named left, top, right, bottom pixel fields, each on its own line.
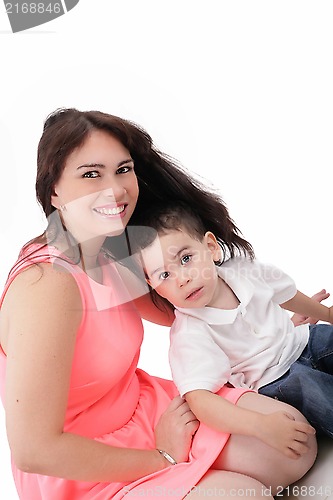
left=0, top=245, right=249, bottom=499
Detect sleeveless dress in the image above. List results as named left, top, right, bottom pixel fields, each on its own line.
left=0, top=245, right=249, bottom=500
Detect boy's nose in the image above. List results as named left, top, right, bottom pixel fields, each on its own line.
left=177, top=275, right=191, bottom=288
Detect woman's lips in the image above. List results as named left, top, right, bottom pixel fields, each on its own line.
left=93, top=204, right=126, bottom=217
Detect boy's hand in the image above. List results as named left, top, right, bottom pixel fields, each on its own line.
left=329, top=305, right=333, bottom=324
left=291, top=289, right=330, bottom=326
left=257, top=411, right=316, bottom=459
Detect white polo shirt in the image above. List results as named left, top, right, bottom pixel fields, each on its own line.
left=169, top=257, right=310, bottom=396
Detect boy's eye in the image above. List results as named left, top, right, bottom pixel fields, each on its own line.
left=159, top=271, right=170, bottom=281
left=82, top=170, right=100, bottom=178
left=181, top=254, right=191, bottom=265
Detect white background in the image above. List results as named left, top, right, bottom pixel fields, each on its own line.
left=0, top=1, right=332, bottom=498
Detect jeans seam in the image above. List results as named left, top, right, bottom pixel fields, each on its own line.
left=312, top=349, right=333, bottom=368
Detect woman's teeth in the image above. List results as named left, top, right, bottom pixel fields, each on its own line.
left=94, top=205, right=125, bottom=215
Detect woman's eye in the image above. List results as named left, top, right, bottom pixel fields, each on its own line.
left=159, top=271, right=170, bottom=281
left=116, top=165, right=133, bottom=174
left=82, top=170, right=100, bottom=178
left=181, top=255, right=191, bottom=265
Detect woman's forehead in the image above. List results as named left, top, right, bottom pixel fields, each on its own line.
left=63, top=130, right=130, bottom=169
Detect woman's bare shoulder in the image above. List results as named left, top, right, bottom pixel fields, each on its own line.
left=3, top=261, right=81, bottom=313
left=1, top=262, right=82, bottom=356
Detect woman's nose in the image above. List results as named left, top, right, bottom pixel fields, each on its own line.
left=102, top=180, right=126, bottom=199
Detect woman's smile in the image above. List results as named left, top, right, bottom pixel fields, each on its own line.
left=93, top=203, right=127, bottom=217
left=51, top=130, right=139, bottom=245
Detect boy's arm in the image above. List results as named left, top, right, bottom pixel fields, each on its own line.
left=281, top=290, right=333, bottom=324
left=185, top=389, right=315, bottom=459
left=291, top=289, right=330, bottom=325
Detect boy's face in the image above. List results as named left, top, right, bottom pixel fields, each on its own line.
left=141, top=229, right=222, bottom=308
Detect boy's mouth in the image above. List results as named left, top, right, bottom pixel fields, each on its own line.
left=185, top=287, right=203, bottom=300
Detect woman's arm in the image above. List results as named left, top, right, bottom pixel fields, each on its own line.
left=133, top=292, right=175, bottom=326
left=185, top=389, right=315, bottom=459
left=3, top=264, right=194, bottom=482
left=115, top=261, right=175, bottom=326
left=281, top=290, right=333, bottom=324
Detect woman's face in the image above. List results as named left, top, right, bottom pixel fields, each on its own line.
left=51, top=130, right=139, bottom=244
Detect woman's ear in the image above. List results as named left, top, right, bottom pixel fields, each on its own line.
left=51, top=186, right=61, bottom=210
left=204, top=231, right=221, bottom=263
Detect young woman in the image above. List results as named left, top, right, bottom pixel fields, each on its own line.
left=0, top=109, right=316, bottom=499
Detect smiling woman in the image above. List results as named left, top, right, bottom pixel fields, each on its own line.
left=0, top=108, right=316, bottom=500
left=49, top=130, right=139, bottom=280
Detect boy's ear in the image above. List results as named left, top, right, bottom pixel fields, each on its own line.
left=133, top=254, right=152, bottom=287
left=204, top=231, right=221, bottom=262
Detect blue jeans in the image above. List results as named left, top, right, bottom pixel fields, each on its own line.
left=258, top=324, right=333, bottom=438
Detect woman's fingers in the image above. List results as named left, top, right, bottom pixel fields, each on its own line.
left=155, top=397, right=200, bottom=464
left=170, top=397, right=197, bottom=419
left=166, top=395, right=186, bottom=411
left=160, top=396, right=199, bottom=428
left=170, top=397, right=200, bottom=435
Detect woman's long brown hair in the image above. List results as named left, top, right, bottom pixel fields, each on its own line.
left=9, top=108, right=254, bottom=288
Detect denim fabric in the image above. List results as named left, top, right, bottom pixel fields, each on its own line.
left=258, top=324, right=333, bottom=437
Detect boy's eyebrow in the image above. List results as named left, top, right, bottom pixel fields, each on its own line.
left=148, top=246, right=190, bottom=278
left=76, top=159, right=134, bottom=170
left=169, top=246, right=190, bottom=259
left=149, top=265, right=165, bottom=278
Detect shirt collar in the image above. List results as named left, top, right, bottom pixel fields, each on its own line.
left=176, top=259, right=254, bottom=325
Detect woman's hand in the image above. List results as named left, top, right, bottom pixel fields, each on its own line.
left=154, top=396, right=199, bottom=465
left=257, top=411, right=316, bottom=459
left=291, top=289, right=330, bottom=326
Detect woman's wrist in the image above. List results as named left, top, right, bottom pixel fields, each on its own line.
left=155, top=449, right=177, bottom=467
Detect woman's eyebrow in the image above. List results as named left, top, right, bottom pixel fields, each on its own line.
left=76, top=163, right=105, bottom=170
left=76, top=159, right=134, bottom=170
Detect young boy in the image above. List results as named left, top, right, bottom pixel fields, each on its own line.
left=132, top=201, right=333, bottom=453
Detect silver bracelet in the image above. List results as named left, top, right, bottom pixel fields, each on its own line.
left=157, top=449, right=177, bottom=466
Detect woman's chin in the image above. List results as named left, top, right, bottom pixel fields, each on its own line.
left=104, top=227, right=126, bottom=237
